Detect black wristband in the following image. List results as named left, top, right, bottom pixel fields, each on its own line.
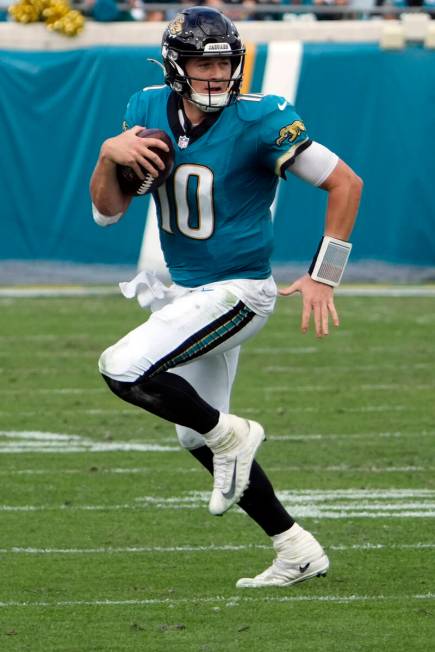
left=308, top=237, right=324, bottom=275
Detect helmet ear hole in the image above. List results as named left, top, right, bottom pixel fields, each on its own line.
left=161, top=7, right=245, bottom=111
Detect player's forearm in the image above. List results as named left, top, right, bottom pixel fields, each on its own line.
left=90, top=151, right=130, bottom=216
left=322, top=166, right=363, bottom=241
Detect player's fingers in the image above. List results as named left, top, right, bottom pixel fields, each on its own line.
left=143, top=148, right=166, bottom=171
left=131, top=125, right=146, bottom=135
left=134, top=142, right=166, bottom=171
left=129, top=161, right=146, bottom=180
left=279, top=281, right=300, bottom=296
left=301, top=300, right=311, bottom=334
left=140, top=137, right=170, bottom=152
left=313, top=302, right=322, bottom=337
left=136, top=155, right=159, bottom=178
left=321, top=302, right=329, bottom=336
left=328, top=300, right=340, bottom=327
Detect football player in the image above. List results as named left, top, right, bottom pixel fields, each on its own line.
left=90, top=6, right=362, bottom=588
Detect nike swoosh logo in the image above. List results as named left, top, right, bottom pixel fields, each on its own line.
left=278, top=101, right=288, bottom=111
left=299, top=562, right=310, bottom=573
left=222, top=458, right=237, bottom=499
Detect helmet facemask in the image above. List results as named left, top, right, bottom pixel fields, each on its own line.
left=175, top=52, right=244, bottom=113
left=161, top=8, right=245, bottom=113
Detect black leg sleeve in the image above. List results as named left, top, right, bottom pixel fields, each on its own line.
left=102, top=371, right=219, bottom=434
left=189, top=446, right=295, bottom=537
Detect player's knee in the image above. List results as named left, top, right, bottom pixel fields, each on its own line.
left=98, top=340, right=149, bottom=383
left=175, top=425, right=206, bottom=450
left=98, top=345, right=122, bottom=378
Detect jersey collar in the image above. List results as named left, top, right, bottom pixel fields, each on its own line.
left=167, top=91, right=223, bottom=149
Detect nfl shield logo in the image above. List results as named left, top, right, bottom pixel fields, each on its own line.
left=178, top=135, right=190, bottom=149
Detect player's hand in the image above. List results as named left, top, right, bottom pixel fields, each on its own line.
left=279, top=273, right=339, bottom=338
left=100, top=126, right=170, bottom=179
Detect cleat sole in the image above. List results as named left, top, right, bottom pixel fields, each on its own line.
left=236, top=555, right=329, bottom=589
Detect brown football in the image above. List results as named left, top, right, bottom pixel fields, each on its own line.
left=116, top=128, right=175, bottom=197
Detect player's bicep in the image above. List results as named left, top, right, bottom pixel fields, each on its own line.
left=288, top=141, right=339, bottom=187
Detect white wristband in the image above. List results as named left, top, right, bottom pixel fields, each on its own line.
left=92, top=202, right=123, bottom=227
left=309, top=236, right=352, bottom=287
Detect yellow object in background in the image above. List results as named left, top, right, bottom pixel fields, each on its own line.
left=9, top=0, right=85, bottom=36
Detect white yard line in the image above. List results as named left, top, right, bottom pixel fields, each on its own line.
left=0, top=593, right=434, bottom=609
left=0, top=431, right=179, bottom=454
left=254, top=404, right=407, bottom=413
left=0, top=445, right=179, bottom=454
left=266, top=465, right=430, bottom=473
left=1, top=388, right=106, bottom=394
left=337, top=288, right=435, bottom=297
left=0, top=429, right=433, bottom=455
left=0, top=409, right=143, bottom=417
left=268, top=431, right=435, bottom=440
left=1, top=286, right=435, bottom=299
left=329, top=543, right=435, bottom=551
left=267, top=432, right=435, bottom=441
left=0, top=467, right=198, bottom=476
left=1, top=489, right=435, bottom=518
left=0, top=542, right=433, bottom=555
left=0, top=287, right=118, bottom=298
left=251, top=356, right=434, bottom=365
left=0, top=464, right=430, bottom=476
left=263, top=384, right=435, bottom=392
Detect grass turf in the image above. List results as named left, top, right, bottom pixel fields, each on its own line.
left=0, top=292, right=434, bottom=651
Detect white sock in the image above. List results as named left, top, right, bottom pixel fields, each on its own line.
left=272, top=523, right=303, bottom=550
left=272, top=523, right=323, bottom=563
left=203, top=413, right=232, bottom=448
left=204, top=413, right=248, bottom=452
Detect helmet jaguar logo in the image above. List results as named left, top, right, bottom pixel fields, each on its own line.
left=168, top=14, right=185, bottom=36
left=276, top=120, right=306, bottom=146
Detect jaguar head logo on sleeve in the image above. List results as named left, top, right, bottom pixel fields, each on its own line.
left=276, top=120, right=306, bottom=146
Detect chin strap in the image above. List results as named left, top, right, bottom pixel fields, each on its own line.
left=189, top=86, right=230, bottom=112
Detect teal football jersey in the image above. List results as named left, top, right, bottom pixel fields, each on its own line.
left=124, top=86, right=310, bottom=287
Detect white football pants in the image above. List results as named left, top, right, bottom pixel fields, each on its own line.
left=99, top=284, right=268, bottom=449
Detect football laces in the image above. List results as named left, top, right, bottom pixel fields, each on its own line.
left=137, top=173, right=155, bottom=195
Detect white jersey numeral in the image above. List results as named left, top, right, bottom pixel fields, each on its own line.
left=157, top=182, right=172, bottom=233
left=159, top=164, right=215, bottom=240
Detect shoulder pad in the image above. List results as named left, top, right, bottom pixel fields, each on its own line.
left=124, top=85, right=169, bottom=127
left=135, top=85, right=169, bottom=109
left=236, top=93, right=290, bottom=123
left=126, top=86, right=166, bottom=107
left=141, top=84, right=168, bottom=94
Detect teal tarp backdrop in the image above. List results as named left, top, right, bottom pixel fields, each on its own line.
left=0, top=46, right=162, bottom=265
left=1, top=44, right=434, bottom=266
left=272, top=43, right=435, bottom=267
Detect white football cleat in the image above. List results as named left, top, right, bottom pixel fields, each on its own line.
left=208, top=418, right=265, bottom=516
left=236, top=524, right=329, bottom=588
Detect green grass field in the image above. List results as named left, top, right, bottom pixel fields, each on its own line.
left=1, top=291, right=434, bottom=651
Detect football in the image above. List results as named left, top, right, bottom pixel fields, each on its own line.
left=116, top=128, right=175, bottom=196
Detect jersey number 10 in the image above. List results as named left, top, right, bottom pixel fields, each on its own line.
left=157, top=164, right=215, bottom=240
